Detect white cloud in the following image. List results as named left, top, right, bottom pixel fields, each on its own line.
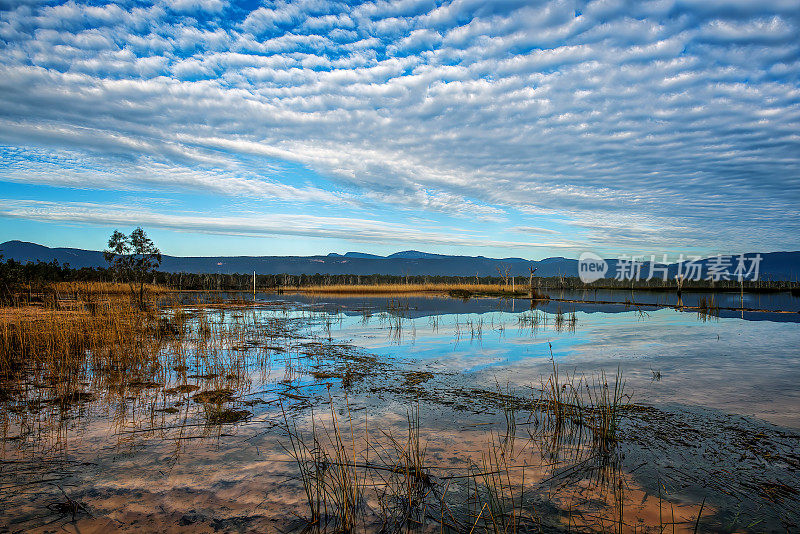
left=0, top=199, right=576, bottom=249
left=166, top=0, right=226, bottom=14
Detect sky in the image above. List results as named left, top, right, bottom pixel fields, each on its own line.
left=0, top=0, right=799, bottom=260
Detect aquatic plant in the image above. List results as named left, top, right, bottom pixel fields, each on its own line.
left=281, top=393, right=365, bottom=533
left=532, top=346, right=629, bottom=459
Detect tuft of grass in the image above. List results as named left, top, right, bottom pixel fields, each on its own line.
left=373, top=404, right=433, bottom=532
left=585, top=367, right=628, bottom=455
left=203, top=403, right=250, bottom=425
left=532, top=344, right=630, bottom=459
left=473, top=432, right=530, bottom=534
left=697, top=296, right=719, bottom=320
left=281, top=394, right=365, bottom=533
left=193, top=389, right=235, bottom=404
left=403, top=371, right=434, bottom=386
left=281, top=399, right=437, bottom=533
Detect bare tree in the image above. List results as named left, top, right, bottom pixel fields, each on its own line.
left=496, top=266, right=511, bottom=288
left=529, top=266, right=537, bottom=297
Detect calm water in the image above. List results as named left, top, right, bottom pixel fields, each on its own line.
left=550, top=287, right=800, bottom=313
left=266, top=292, right=800, bottom=428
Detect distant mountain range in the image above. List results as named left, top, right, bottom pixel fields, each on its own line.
left=2, top=240, right=799, bottom=281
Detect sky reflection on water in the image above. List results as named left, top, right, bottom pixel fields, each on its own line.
left=268, top=293, right=800, bottom=428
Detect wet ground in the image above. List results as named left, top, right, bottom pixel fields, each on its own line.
left=1, top=291, right=799, bottom=532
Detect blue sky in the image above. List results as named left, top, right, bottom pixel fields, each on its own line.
left=0, top=0, right=798, bottom=259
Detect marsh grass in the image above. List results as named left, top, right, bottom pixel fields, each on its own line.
left=0, top=285, right=300, bottom=454
left=517, top=308, right=577, bottom=335
left=529, top=347, right=629, bottom=465
left=281, top=397, right=439, bottom=533
left=371, top=405, right=435, bottom=532
left=279, top=371, right=636, bottom=534
left=202, top=403, right=251, bottom=425
left=517, top=309, right=546, bottom=331
left=495, top=381, right=518, bottom=451
left=472, top=431, right=531, bottom=534
left=281, top=394, right=365, bottom=532
left=0, top=297, right=163, bottom=386
left=584, top=368, right=628, bottom=455
left=48, top=281, right=167, bottom=299
left=551, top=307, right=578, bottom=333
left=293, top=283, right=550, bottom=300
left=467, top=317, right=484, bottom=340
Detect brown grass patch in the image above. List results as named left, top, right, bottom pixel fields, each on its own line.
left=291, top=282, right=543, bottom=296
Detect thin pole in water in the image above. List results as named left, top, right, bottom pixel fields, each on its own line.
left=253, top=271, right=256, bottom=299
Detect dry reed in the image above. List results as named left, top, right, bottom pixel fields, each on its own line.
left=290, top=282, right=546, bottom=297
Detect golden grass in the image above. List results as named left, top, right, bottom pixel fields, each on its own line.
left=0, top=293, right=289, bottom=454
left=0, top=298, right=163, bottom=385
left=0, top=305, right=81, bottom=324
left=48, top=281, right=168, bottom=296
left=291, top=282, right=532, bottom=295
left=0, top=288, right=287, bottom=398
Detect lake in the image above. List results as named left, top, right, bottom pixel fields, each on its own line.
left=2, top=291, right=799, bottom=532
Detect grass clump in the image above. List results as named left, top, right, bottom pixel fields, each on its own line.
left=193, top=388, right=235, bottom=404
left=402, top=371, right=434, bottom=386
left=203, top=404, right=250, bottom=425
left=282, top=394, right=364, bottom=532
left=471, top=432, right=533, bottom=534
left=531, top=345, right=630, bottom=460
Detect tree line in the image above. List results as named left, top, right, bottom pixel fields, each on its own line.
left=0, top=257, right=514, bottom=293
left=3, top=256, right=791, bottom=296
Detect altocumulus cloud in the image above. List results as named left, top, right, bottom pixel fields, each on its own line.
left=0, top=0, right=798, bottom=255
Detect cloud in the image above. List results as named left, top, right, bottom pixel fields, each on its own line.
left=166, top=0, right=226, bottom=14
left=0, top=199, right=576, bottom=249
left=511, top=226, right=559, bottom=235
left=0, top=0, right=798, bottom=255
left=0, top=143, right=352, bottom=205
